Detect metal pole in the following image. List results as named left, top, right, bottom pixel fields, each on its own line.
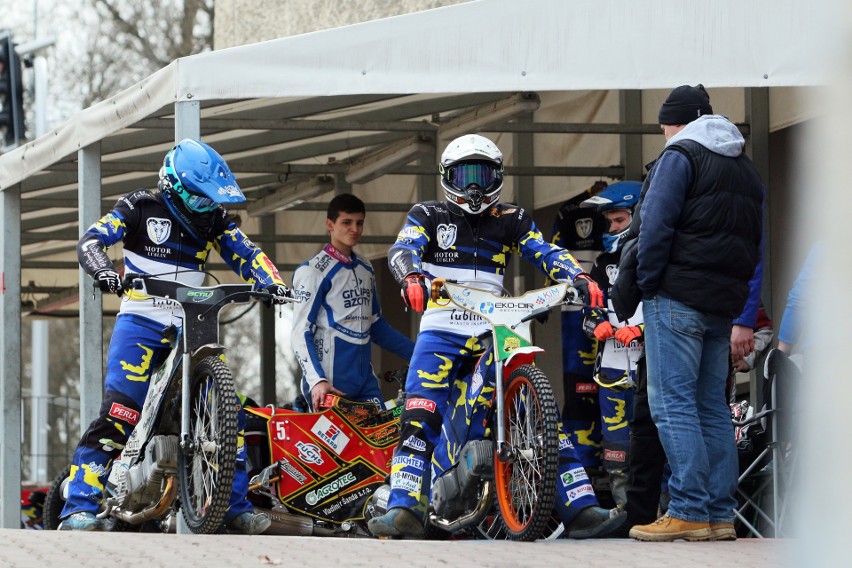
left=79, top=144, right=103, bottom=429
left=29, top=53, right=50, bottom=484
left=174, top=100, right=200, bottom=535
left=1, top=183, right=23, bottom=528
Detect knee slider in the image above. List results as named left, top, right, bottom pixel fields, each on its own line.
left=398, top=399, right=442, bottom=452
left=81, top=391, right=142, bottom=452
left=601, top=442, right=629, bottom=471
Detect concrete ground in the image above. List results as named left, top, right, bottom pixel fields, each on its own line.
left=0, top=530, right=787, bottom=568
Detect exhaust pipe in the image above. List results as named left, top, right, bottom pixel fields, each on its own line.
left=254, top=506, right=314, bottom=536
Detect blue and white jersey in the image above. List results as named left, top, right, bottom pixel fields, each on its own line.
left=388, top=201, right=585, bottom=336
left=77, top=189, right=286, bottom=327
left=291, top=244, right=414, bottom=399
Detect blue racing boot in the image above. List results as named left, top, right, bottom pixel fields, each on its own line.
left=58, top=511, right=103, bottom=531
left=368, top=507, right=425, bottom=538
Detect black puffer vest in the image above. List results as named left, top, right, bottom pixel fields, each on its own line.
left=659, top=139, right=763, bottom=318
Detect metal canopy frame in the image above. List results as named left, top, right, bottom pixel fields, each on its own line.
left=12, top=90, right=673, bottom=313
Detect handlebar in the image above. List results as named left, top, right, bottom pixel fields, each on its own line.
left=430, top=277, right=582, bottom=307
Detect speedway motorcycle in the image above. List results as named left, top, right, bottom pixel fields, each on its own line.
left=369, top=279, right=577, bottom=541
left=44, top=274, right=288, bottom=533
left=243, top=372, right=405, bottom=537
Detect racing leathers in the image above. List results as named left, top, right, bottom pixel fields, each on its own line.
left=291, top=243, right=414, bottom=410
left=62, top=188, right=286, bottom=523
left=550, top=191, right=607, bottom=470
left=384, top=200, right=604, bottom=526
left=582, top=242, right=643, bottom=507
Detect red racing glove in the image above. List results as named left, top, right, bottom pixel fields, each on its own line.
left=615, top=325, right=643, bottom=346
left=573, top=273, right=604, bottom=308
left=593, top=321, right=615, bottom=341
left=401, top=274, right=431, bottom=313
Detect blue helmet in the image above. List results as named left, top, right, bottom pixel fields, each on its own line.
left=581, top=181, right=642, bottom=253
left=580, top=181, right=641, bottom=213
left=158, top=139, right=245, bottom=213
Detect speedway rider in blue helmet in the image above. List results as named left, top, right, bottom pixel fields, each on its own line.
left=60, top=139, right=290, bottom=533
left=369, top=134, right=625, bottom=539
left=580, top=181, right=644, bottom=509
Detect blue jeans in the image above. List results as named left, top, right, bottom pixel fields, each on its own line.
left=643, top=295, right=737, bottom=524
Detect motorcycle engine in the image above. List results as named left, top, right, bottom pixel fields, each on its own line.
left=109, top=435, right=178, bottom=511
left=432, top=439, right=493, bottom=519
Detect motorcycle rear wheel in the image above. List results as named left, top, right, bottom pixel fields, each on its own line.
left=177, top=355, right=238, bottom=534
left=493, top=364, right=560, bottom=541
left=43, top=465, right=71, bottom=530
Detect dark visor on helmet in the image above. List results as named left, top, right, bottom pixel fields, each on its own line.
left=444, top=162, right=500, bottom=190
left=184, top=193, right=217, bottom=212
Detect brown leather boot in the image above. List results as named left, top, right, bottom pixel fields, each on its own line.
left=709, top=522, right=736, bottom=541
left=629, top=514, right=711, bottom=542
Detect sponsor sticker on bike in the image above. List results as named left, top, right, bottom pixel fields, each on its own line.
left=311, top=415, right=351, bottom=455
left=305, top=472, right=356, bottom=506
left=279, top=457, right=308, bottom=485
left=296, top=441, right=324, bottom=465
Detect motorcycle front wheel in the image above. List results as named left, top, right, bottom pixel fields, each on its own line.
left=493, top=364, right=560, bottom=541
left=177, top=355, right=238, bottom=534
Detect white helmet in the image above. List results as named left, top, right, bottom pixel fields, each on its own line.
left=439, top=134, right=504, bottom=215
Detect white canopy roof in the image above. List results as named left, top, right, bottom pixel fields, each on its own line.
left=0, top=0, right=835, bottom=191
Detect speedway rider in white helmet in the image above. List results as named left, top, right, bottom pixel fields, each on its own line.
left=369, top=134, right=625, bottom=539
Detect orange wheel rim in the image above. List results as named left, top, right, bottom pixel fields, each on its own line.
left=493, top=375, right=542, bottom=533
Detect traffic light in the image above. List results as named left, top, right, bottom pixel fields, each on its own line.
left=0, top=32, right=25, bottom=147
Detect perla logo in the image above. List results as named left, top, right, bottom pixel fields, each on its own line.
left=306, top=472, right=356, bottom=505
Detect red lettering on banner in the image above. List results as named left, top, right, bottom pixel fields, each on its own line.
left=406, top=399, right=436, bottom=413
left=109, top=403, right=139, bottom=425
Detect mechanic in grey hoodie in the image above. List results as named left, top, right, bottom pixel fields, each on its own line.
left=628, top=85, right=763, bottom=542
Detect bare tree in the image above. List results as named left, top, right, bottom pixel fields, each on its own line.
left=68, top=0, right=215, bottom=108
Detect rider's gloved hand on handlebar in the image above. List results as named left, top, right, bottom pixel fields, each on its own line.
left=572, top=273, right=604, bottom=308
left=94, top=269, right=123, bottom=297
left=264, top=283, right=293, bottom=304
left=401, top=273, right=431, bottom=313
left=593, top=321, right=615, bottom=341
left=614, top=325, right=642, bottom=346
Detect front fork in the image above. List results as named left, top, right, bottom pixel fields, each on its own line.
left=494, top=362, right=511, bottom=461
left=494, top=351, right=540, bottom=462
left=180, top=351, right=191, bottom=450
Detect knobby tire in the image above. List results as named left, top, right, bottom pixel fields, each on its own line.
left=177, top=355, right=238, bottom=534
left=492, top=364, right=560, bottom=541
left=43, top=465, right=71, bottom=530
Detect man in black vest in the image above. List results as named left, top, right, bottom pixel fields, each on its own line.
left=628, top=85, right=763, bottom=542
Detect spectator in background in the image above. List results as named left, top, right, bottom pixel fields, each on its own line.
left=777, top=242, right=822, bottom=356
left=728, top=302, right=774, bottom=404
left=291, top=193, right=414, bottom=411
left=629, top=85, right=763, bottom=542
